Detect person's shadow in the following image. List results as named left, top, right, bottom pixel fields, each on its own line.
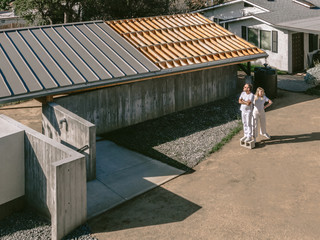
left=255, top=132, right=320, bottom=148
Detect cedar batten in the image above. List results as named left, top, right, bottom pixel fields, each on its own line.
left=107, top=13, right=265, bottom=70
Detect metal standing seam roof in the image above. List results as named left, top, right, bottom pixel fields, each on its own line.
left=106, top=13, right=267, bottom=70
left=0, top=21, right=159, bottom=103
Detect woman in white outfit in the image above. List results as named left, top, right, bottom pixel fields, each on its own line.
left=253, top=87, right=273, bottom=140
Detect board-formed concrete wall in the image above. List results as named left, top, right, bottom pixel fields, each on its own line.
left=55, top=65, right=238, bottom=135
left=0, top=114, right=87, bottom=240
left=42, top=102, right=96, bottom=181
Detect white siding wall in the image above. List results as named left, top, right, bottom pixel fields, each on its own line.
left=229, top=19, right=290, bottom=72
left=201, top=2, right=265, bottom=21
left=201, top=2, right=244, bottom=21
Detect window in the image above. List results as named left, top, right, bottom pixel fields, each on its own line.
left=244, top=2, right=253, bottom=7
left=246, top=28, right=278, bottom=53
left=309, top=34, right=319, bottom=52
left=241, top=26, right=247, bottom=40
left=248, top=28, right=258, bottom=46
left=260, top=30, right=271, bottom=50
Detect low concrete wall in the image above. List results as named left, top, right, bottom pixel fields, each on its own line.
left=42, top=102, right=96, bottom=181
left=0, top=114, right=87, bottom=240
left=55, top=65, right=237, bottom=135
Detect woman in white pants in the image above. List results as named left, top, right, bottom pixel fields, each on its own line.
left=253, top=87, right=273, bottom=140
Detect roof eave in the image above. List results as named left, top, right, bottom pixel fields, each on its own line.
left=0, top=53, right=268, bottom=104
left=275, top=24, right=320, bottom=35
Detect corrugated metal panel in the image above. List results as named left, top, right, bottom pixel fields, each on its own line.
left=0, top=21, right=159, bottom=102
left=107, top=13, right=266, bottom=69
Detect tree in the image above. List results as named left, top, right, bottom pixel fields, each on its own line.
left=82, top=0, right=174, bottom=21
left=14, top=0, right=82, bottom=25
left=185, top=0, right=225, bottom=11
left=0, top=0, right=11, bottom=10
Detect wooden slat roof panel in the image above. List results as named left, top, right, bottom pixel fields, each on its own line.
left=107, top=13, right=266, bottom=69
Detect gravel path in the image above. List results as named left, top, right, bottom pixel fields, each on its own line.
left=0, top=94, right=241, bottom=239
left=103, top=93, right=241, bottom=171
left=0, top=209, right=98, bottom=240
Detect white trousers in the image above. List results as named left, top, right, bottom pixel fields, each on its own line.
left=241, top=111, right=253, bottom=138
left=253, top=110, right=267, bottom=138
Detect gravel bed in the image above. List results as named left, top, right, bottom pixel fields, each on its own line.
left=0, top=94, right=241, bottom=239
left=103, top=93, right=241, bottom=171
left=0, top=209, right=98, bottom=240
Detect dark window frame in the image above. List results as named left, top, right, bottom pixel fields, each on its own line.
left=309, top=34, right=319, bottom=52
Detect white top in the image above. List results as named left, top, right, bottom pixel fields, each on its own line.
left=254, top=96, right=270, bottom=112
left=239, top=92, right=254, bottom=112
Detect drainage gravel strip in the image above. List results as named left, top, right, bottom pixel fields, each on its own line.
left=0, top=94, right=241, bottom=239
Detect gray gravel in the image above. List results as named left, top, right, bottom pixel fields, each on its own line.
left=0, top=209, right=98, bottom=240
left=0, top=94, right=241, bottom=239
left=103, top=93, right=241, bottom=171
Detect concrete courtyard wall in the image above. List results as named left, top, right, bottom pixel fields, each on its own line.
left=42, top=102, right=96, bottom=181
left=0, top=114, right=87, bottom=240
left=55, top=65, right=238, bottom=135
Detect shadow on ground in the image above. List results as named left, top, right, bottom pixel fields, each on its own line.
left=255, top=132, right=320, bottom=148
left=101, top=94, right=241, bottom=172
left=88, top=187, right=201, bottom=233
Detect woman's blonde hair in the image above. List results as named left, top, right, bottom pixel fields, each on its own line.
left=255, top=87, right=265, bottom=99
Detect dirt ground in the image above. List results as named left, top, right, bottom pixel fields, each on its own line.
left=1, top=89, right=319, bottom=240
left=0, top=100, right=42, bottom=133
left=88, top=90, right=320, bottom=240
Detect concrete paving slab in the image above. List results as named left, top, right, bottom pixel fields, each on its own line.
left=87, top=140, right=185, bottom=219
left=98, top=159, right=184, bottom=200
left=96, top=140, right=150, bottom=176
left=87, top=180, right=125, bottom=219
left=277, top=74, right=314, bottom=92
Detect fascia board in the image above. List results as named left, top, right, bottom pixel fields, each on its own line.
left=0, top=53, right=268, bottom=104
left=220, top=15, right=273, bottom=26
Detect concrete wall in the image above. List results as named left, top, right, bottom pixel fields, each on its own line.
left=42, top=102, right=96, bottom=181
left=0, top=114, right=87, bottom=240
left=55, top=65, right=238, bottom=135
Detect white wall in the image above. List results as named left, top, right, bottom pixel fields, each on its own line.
left=201, top=2, right=265, bottom=21
left=229, top=19, right=290, bottom=72
left=0, top=120, right=24, bottom=205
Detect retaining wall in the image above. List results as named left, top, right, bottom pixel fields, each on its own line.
left=0, top=114, right=87, bottom=240
left=42, top=102, right=96, bottom=181
left=55, top=65, right=238, bottom=135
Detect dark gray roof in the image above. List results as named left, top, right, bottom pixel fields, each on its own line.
left=0, top=21, right=159, bottom=103
left=249, top=0, right=320, bottom=25
left=196, top=0, right=320, bottom=29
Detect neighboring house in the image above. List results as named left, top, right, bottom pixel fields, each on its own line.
left=0, top=10, right=26, bottom=29
left=194, top=0, right=320, bottom=73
